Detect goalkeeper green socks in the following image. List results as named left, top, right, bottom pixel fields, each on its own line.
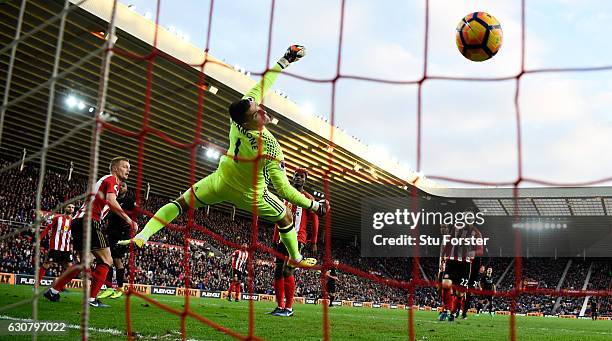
left=278, top=224, right=301, bottom=260
left=140, top=201, right=182, bottom=240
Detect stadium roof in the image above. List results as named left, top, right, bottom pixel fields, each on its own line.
left=1, top=0, right=611, bottom=249
left=0, top=0, right=431, bottom=239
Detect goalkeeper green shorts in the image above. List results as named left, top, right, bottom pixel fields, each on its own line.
left=184, top=171, right=287, bottom=223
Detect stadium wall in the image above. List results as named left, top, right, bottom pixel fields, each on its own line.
left=4, top=272, right=414, bottom=310
left=3, top=272, right=609, bottom=319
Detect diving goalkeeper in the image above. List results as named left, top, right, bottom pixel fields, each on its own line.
left=120, top=45, right=329, bottom=268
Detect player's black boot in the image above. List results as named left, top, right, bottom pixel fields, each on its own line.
left=438, top=311, right=448, bottom=321
left=273, top=308, right=294, bottom=317
left=267, top=307, right=284, bottom=315
left=89, top=299, right=110, bottom=308
left=448, top=313, right=455, bottom=322
left=43, top=289, right=60, bottom=302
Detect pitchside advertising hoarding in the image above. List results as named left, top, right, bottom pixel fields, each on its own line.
left=361, top=196, right=612, bottom=258
left=0, top=273, right=14, bottom=285
left=151, top=286, right=176, bottom=295
left=125, top=284, right=151, bottom=295
left=240, top=293, right=259, bottom=301
left=200, top=291, right=221, bottom=299
left=14, top=274, right=83, bottom=289
left=176, top=288, right=199, bottom=297
left=16, top=274, right=53, bottom=286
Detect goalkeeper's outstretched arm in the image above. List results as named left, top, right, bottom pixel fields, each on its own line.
left=243, top=63, right=282, bottom=104
left=228, top=45, right=306, bottom=128
left=243, top=45, right=306, bottom=104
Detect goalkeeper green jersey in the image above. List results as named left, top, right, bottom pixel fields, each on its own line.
left=216, top=63, right=312, bottom=210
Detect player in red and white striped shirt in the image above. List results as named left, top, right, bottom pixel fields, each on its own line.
left=227, top=244, right=249, bottom=302
left=37, top=204, right=75, bottom=286
left=269, top=169, right=319, bottom=317
left=438, top=218, right=483, bottom=321
left=44, top=157, right=137, bottom=307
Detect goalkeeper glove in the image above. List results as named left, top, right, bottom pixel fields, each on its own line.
left=310, top=199, right=330, bottom=217
left=277, top=45, right=306, bottom=69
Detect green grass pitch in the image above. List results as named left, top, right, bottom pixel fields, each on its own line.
left=0, top=284, right=609, bottom=340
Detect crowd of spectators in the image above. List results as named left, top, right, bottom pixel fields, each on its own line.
left=0, top=157, right=610, bottom=315
left=583, top=260, right=611, bottom=317
left=0, top=223, right=35, bottom=275
left=564, top=260, right=590, bottom=290
left=555, top=260, right=592, bottom=315
left=498, top=257, right=566, bottom=291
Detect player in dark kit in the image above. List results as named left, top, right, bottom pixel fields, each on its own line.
left=480, top=266, right=496, bottom=315
left=460, top=221, right=485, bottom=319
left=98, top=181, right=136, bottom=299
left=460, top=264, right=485, bottom=319
left=325, top=268, right=339, bottom=307
left=325, top=261, right=340, bottom=307
left=269, top=169, right=319, bottom=317
left=590, top=297, right=598, bottom=320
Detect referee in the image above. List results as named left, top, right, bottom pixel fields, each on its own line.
left=325, top=261, right=340, bottom=307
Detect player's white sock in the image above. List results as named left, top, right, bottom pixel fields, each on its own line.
left=89, top=297, right=95, bottom=302
left=49, top=288, right=59, bottom=294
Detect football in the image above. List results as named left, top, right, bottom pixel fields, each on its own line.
left=456, top=12, right=503, bottom=62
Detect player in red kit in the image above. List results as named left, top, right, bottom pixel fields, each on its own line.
left=269, top=169, right=319, bottom=317
left=227, top=244, right=248, bottom=302
left=44, top=157, right=137, bottom=307
left=438, top=219, right=480, bottom=322
left=37, top=204, right=75, bottom=286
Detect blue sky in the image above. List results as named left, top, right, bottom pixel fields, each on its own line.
left=120, top=0, right=612, bottom=187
